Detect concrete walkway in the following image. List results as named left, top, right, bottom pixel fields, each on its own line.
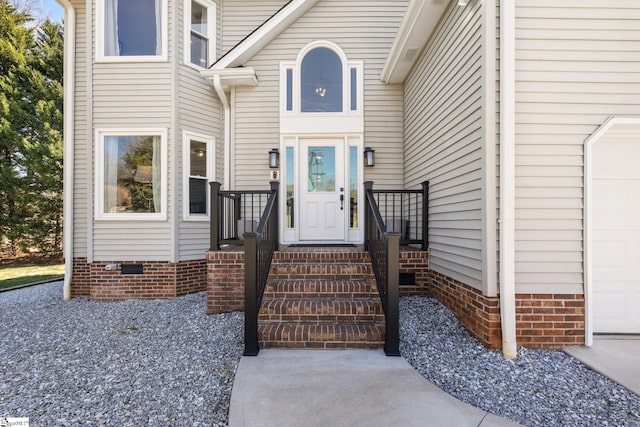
left=229, top=349, right=521, bottom=427
left=564, top=335, right=640, bottom=396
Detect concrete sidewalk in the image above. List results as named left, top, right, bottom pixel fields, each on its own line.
left=229, top=349, right=521, bottom=427
left=564, top=335, right=640, bottom=396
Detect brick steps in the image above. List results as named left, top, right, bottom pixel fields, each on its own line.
left=264, top=279, right=377, bottom=299
left=259, top=297, right=385, bottom=322
left=258, top=248, right=385, bottom=350
left=258, top=322, right=385, bottom=349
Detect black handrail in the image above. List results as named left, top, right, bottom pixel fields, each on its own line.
left=210, top=182, right=272, bottom=250
left=364, top=181, right=401, bottom=357
left=370, top=181, right=429, bottom=250
left=243, top=181, right=279, bottom=356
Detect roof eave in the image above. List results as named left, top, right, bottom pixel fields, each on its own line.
left=212, top=0, right=320, bottom=71
left=381, top=0, right=450, bottom=84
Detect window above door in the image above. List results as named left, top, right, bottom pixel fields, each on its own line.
left=283, top=41, right=362, bottom=114
left=280, top=41, right=363, bottom=134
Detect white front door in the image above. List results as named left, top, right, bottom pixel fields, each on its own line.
left=592, top=136, right=640, bottom=333
left=299, top=139, right=346, bottom=241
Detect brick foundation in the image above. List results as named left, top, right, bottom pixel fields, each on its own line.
left=430, top=271, right=502, bottom=349
left=430, top=271, right=586, bottom=350
left=398, top=248, right=430, bottom=296
left=71, top=258, right=91, bottom=298
left=206, top=250, right=245, bottom=314
left=516, top=294, right=585, bottom=348
left=71, top=258, right=206, bottom=301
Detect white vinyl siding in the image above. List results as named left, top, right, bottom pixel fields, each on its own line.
left=90, top=0, right=175, bottom=261
left=178, top=0, right=222, bottom=260
left=232, top=0, right=408, bottom=191
left=404, top=2, right=485, bottom=290
left=221, top=1, right=288, bottom=55
left=514, top=0, right=640, bottom=294
left=73, top=0, right=89, bottom=257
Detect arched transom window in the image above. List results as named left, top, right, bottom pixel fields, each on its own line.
left=301, top=47, right=343, bottom=112
left=281, top=41, right=363, bottom=116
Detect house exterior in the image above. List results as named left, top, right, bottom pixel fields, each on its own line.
left=56, top=0, right=640, bottom=355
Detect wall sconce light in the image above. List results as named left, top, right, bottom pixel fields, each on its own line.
left=457, top=0, right=468, bottom=6
left=269, top=148, right=280, bottom=168
left=364, top=147, right=375, bottom=167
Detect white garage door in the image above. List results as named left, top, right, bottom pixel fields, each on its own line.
left=592, top=136, right=640, bottom=333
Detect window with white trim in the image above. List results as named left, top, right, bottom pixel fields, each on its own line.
left=96, top=129, right=168, bottom=220
left=97, top=0, right=168, bottom=62
left=281, top=42, right=363, bottom=115
left=183, top=131, right=215, bottom=220
left=184, top=0, right=216, bottom=68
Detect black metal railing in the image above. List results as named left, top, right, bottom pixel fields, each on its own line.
left=370, top=181, right=429, bottom=250
left=364, top=181, right=401, bottom=357
left=210, top=182, right=272, bottom=250
left=243, top=181, right=279, bottom=356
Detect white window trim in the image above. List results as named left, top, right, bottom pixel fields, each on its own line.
left=96, top=0, right=169, bottom=63
left=95, top=128, right=168, bottom=221
left=183, top=130, right=215, bottom=221
left=183, top=0, right=216, bottom=69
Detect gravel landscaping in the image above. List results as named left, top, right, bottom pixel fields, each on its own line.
left=0, top=282, right=243, bottom=426
left=401, top=296, right=640, bottom=427
left=2, top=284, right=640, bottom=426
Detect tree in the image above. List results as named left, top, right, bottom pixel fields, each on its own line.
left=0, top=0, right=33, bottom=255
left=0, top=0, right=63, bottom=256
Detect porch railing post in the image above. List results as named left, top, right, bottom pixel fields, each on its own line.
left=270, top=181, right=279, bottom=251
left=244, top=232, right=259, bottom=356
left=364, top=181, right=374, bottom=249
left=385, top=232, right=401, bottom=356
left=421, top=180, right=429, bottom=251
left=210, top=181, right=221, bottom=250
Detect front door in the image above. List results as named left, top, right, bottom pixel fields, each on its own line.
left=299, top=139, right=346, bottom=241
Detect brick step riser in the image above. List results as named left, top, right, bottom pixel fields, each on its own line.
left=269, top=264, right=375, bottom=281
left=258, top=323, right=385, bottom=349
left=258, top=300, right=385, bottom=323
left=263, top=280, right=378, bottom=299
left=273, top=252, right=372, bottom=264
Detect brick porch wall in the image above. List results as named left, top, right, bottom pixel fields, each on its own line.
left=206, top=250, right=245, bottom=314
left=430, top=271, right=586, bottom=350
left=398, top=249, right=430, bottom=296
left=71, top=258, right=206, bottom=301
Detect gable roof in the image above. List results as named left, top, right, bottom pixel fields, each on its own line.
left=212, top=0, right=321, bottom=70
left=380, top=0, right=449, bottom=84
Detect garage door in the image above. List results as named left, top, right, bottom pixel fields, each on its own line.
left=592, top=136, right=640, bottom=333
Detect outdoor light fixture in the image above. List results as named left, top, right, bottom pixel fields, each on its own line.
left=269, top=148, right=280, bottom=168
left=364, top=147, right=375, bottom=167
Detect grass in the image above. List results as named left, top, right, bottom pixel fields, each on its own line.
left=0, top=264, right=65, bottom=290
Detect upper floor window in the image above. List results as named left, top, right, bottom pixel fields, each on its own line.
left=281, top=41, right=363, bottom=116
left=301, top=47, right=343, bottom=113
left=97, top=0, right=168, bottom=62
left=184, top=0, right=216, bottom=68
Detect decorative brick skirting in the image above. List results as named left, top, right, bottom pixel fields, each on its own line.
left=71, top=258, right=206, bottom=301
left=430, top=271, right=586, bottom=350
left=71, top=258, right=91, bottom=298
left=430, top=271, right=502, bottom=349
left=206, top=250, right=245, bottom=314
left=516, top=294, right=585, bottom=348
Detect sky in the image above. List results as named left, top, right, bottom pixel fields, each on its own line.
left=38, top=0, right=64, bottom=22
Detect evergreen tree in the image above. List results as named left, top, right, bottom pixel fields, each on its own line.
left=0, top=0, right=63, bottom=256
